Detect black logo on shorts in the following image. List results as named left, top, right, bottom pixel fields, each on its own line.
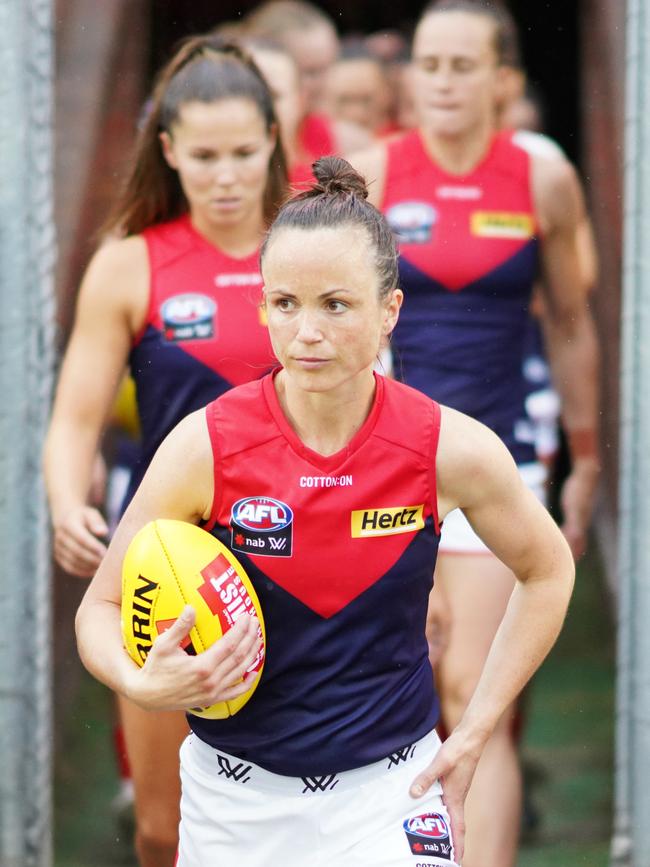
left=216, top=755, right=252, bottom=785
left=387, top=743, right=416, bottom=769
left=301, top=774, right=339, bottom=794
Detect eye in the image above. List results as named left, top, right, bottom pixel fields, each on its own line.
left=453, top=58, right=477, bottom=73
left=417, top=58, right=439, bottom=74
left=235, top=147, right=258, bottom=159
left=191, top=150, right=215, bottom=162
left=326, top=299, right=348, bottom=313
left=273, top=297, right=296, bottom=311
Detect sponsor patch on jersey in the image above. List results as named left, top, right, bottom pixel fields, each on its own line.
left=351, top=505, right=424, bottom=538
left=160, top=293, right=216, bottom=341
left=436, top=184, right=482, bottom=201
left=403, top=812, right=454, bottom=860
left=470, top=211, right=534, bottom=239
left=230, top=496, right=293, bottom=557
left=386, top=201, right=437, bottom=244
left=214, top=272, right=262, bottom=288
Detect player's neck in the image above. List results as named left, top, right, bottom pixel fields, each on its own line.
left=420, top=119, right=495, bottom=176
left=275, top=370, right=376, bottom=457
left=188, top=208, right=265, bottom=259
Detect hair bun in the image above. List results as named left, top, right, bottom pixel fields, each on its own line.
left=311, top=156, right=369, bottom=200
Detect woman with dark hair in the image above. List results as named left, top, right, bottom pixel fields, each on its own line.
left=349, top=2, right=600, bottom=864
left=75, top=156, right=574, bottom=867
left=44, top=35, right=287, bottom=867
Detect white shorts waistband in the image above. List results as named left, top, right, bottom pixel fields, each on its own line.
left=184, top=728, right=441, bottom=797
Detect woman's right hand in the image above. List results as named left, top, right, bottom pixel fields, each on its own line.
left=53, top=505, right=109, bottom=577
left=126, top=607, right=263, bottom=713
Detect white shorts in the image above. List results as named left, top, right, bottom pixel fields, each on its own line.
left=177, top=729, right=458, bottom=867
left=439, top=461, right=548, bottom=555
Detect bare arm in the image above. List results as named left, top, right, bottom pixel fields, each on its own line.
left=533, top=154, right=601, bottom=558
left=75, top=410, right=261, bottom=710
left=411, top=407, right=575, bottom=858
left=43, top=236, right=149, bottom=576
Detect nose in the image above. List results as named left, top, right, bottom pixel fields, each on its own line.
left=295, top=310, right=323, bottom=344
left=214, top=159, right=237, bottom=187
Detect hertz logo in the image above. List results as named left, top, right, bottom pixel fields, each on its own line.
left=470, top=211, right=534, bottom=239
left=351, top=505, right=425, bottom=538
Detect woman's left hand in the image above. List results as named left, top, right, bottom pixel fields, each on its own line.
left=560, top=457, right=600, bottom=559
left=409, top=728, right=486, bottom=864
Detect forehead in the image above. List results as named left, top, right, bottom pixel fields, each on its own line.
left=254, top=51, right=300, bottom=92
left=329, top=60, right=384, bottom=92
left=172, top=98, right=266, bottom=138
left=285, top=25, right=339, bottom=66
left=413, top=11, right=497, bottom=60
left=263, top=225, right=376, bottom=285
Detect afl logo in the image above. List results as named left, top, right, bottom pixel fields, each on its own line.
left=161, top=293, right=216, bottom=342
left=386, top=201, right=437, bottom=244
left=403, top=812, right=453, bottom=860
left=230, top=497, right=294, bottom=558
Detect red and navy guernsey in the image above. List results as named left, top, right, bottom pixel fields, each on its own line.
left=195, top=371, right=442, bottom=777
left=383, top=128, right=540, bottom=465
left=126, top=214, right=276, bottom=507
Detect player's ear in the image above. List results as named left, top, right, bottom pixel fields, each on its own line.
left=160, top=131, right=179, bottom=171
left=382, top=288, right=403, bottom=335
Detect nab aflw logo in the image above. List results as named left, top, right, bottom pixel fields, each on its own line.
left=230, top=496, right=294, bottom=558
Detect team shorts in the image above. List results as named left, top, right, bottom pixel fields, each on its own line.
left=439, top=461, right=548, bottom=555
left=177, top=728, right=458, bottom=867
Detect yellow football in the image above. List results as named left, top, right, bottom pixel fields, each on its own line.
left=121, top=519, right=265, bottom=718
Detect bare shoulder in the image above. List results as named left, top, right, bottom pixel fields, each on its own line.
left=143, top=408, right=215, bottom=524
left=77, top=234, right=149, bottom=332
left=436, top=405, right=519, bottom=518
left=531, top=150, right=584, bottom=233
left=345, top=142, right=388, bottom=207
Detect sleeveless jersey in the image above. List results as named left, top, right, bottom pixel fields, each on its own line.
left=298, top=112, right=336, bottom=161
left=194, top=372, right=442, bottom=777
left=126, top=215, right=275, bottom=504
left=383, top=129, right=540, bottom=464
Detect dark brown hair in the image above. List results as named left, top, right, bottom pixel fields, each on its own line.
left=103, top=35, right=288, bottom=236
left=418, top=0, right=522, bottom=68
left=261, top=156, right=398, bottom=301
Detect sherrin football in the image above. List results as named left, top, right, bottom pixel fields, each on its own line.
left=121, top=519, right=265, bottom=718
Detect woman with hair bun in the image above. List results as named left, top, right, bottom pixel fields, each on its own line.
left=76, top=155, right=574, bottom=867
left=44, top=35, right=286, bottom=867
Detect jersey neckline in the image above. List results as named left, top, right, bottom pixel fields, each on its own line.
left=262, top=369, right=385, bottom=473
left=179, top=213, right=261, bottom=264
left=414, top=127, right=504, bottom=182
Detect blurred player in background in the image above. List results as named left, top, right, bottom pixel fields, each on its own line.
left=44, top=36, right=287, bottom=867
left=349, top=2, right=600, bottom=863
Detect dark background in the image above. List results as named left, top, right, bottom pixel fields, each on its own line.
left=150, top=0, right=581, bottom=161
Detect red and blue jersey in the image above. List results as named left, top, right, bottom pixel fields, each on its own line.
left=126, top=215, right=275, bottom=505
left=382, top=129, right=540, bottom=464
left=194, top=372, right=442, bottom=776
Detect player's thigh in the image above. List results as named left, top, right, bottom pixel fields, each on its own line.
left=435, top=553, right=516, bottom=692
left=118, top=694, right=189, bottom=821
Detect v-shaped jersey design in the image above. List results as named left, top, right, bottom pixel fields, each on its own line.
left=125, top=215, right=276, bottom=505
left=191, top=372, right=442, bottom=777
left=383, top=129, right=540, bottom=464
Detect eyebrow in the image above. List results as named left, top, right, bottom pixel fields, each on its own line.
left=266, top=287, right=354, bottom=299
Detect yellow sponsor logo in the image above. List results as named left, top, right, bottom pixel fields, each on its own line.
left=258, top=304, right=268, bottom=327
left=351, top=505, right=425, bottom=538
left=471, top=211, right=534, bottom=239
